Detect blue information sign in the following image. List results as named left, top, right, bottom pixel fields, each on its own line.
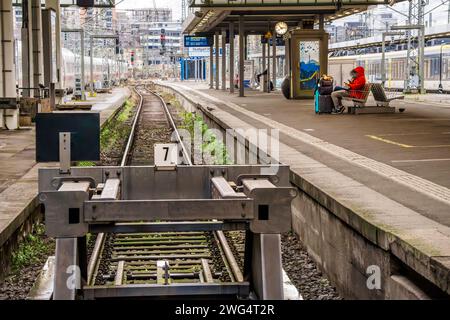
left=184, top=36, right=213, bottom=47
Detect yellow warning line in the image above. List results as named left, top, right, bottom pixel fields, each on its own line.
left=367, top=135, right=450, bottom=148
left=366, top=135, right=413, bottom=148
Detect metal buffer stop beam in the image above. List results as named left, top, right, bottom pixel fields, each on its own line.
left=38, top=165, right=297, bottom=300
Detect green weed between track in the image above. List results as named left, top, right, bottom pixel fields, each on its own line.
left=11, top=224, right=51, bottom=272
left=180, top=111, right=233, bottom=165
left=77, top=99, right=136, bottom=167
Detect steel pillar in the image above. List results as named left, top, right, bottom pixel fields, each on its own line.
left=209, top=46, right=214, bottom=88
left=267, top=42, right=271, bottom=92
left=80, top=31, right=85, bottom=99
left=215, top=32, right=219, bottom=90
left=262, top=40, right=266, bottom=74
left=417, top=1, right=425, bottom=94
left=0, top=0, right=19, bottom=129
left=238, top=16, right=245, bottom=97
left=221, top=28, right=226, bottom=90
left=284, top=38, right=290, bottom=76
left=229, top=23, right=235, bottom=94
left=45, top=0, right=62, bottom=90
left=21, top=0, right=34, bottom=97
left=62, top=29, right=85, bottom=100
left=90, top=37, right=94, bottom=93
left=272, top=32, right=276, bottom=90
left=32, top=0, right=44, bottom=98
left=381, top=35, right=386, bottom=86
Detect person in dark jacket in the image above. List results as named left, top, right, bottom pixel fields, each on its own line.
left=331, top=66, right=366, bottom=113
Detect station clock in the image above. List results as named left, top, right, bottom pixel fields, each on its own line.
left=275, top=21, right=288, bottom=36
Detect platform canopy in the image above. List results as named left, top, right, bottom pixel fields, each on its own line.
left=183, top=0, right=401, bottom=35
left=12, top=0, right=115, bottom=7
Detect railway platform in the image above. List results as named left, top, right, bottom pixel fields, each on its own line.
left=0, top=87, right=130, bottom=280
left=158, top=80, right=450, bottom=299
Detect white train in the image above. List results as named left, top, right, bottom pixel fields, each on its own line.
left=329, top=44, right=450, bottom=91
left=16, top=47, right=130, bottom=94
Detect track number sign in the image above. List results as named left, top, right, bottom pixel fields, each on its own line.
left=154, top=143, right=178, bottom=168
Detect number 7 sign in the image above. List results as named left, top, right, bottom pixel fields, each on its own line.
left=154, top=143, right=179, bottom=168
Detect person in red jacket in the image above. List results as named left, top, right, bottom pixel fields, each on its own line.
left=331, top=66, right=366, bottom=113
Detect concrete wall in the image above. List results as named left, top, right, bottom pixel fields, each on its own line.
left=157, top=82, right=450, bottom=300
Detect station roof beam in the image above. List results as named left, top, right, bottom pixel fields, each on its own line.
left=183, top=0, right=404, bottom=35
left=12, top=0, right=116, bottom=7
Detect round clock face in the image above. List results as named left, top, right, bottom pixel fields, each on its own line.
left=275, top=22, right=288, bottom=35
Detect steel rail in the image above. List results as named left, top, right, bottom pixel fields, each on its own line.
left=88, top=83, right=244, bottom=291
left=147, top=85, right=244, bottom=283
left=120, top=86, right=144, bottom=167
left=88, top=86, right=143, bottom=285
left=151, top=90, right=192, bottom=166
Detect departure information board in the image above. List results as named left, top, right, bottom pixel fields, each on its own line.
left=184, top=36, right=213, bottom=47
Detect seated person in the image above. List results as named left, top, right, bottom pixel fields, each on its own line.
left=256, top=69, right=274, bottom=91
left=331, top=66, right=366, bottom=113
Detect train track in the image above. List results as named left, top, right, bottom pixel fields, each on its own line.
left=87, top=85, right=244, bottom=293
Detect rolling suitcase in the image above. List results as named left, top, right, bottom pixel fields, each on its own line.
left=315, top=91, right=334, bottom=114
left=315, top=76, right=334, bottom=114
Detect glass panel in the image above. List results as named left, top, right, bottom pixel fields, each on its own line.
left=299, top=41, right=320, bottom=91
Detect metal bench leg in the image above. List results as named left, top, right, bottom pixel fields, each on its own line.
left=251, top=233, right=283, bottom=299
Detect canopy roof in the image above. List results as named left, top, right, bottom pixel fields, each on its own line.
left=12, top=0, right=115, bottom=7
left=183, top=0, right=401, bottom=35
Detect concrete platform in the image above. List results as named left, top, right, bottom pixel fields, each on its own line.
left=158, top=81, right=450, bottom=298
left=0, top=87, right=129, bottom=280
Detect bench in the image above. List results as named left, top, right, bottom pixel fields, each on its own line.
left=343, top=83, right=399, bottom=114
left=342, top=83, right=372, bottom=108
left=371, top=83, right=405, bottom=107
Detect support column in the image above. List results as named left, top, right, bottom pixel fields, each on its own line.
left=80, top=30, right=85, bottom=100
left=238, top=16, right=245, bottom=97
left=285, top=38, right=290, bottom=76
left=267, top=42, right=271, bottom=92
left=0, top=0, right=19, bottom=129
left=90, top=37, right=94, bottom=93
left=32, top=0, right=44, bottom=98
left=221, top=28, right=226, bottom=90
left=381, top=33, right=386, bottom=86
left=193, top=59, right=196, bottom=81
left=215, top=32, right=219, bottom=90
left=229, top=23, right=235, bottom=94
left=262, top=40, right=266, bottom=71
left=272, top=31, right=276, bottom=89
left=45, top=0, right=62, bottom=90
left=261, top=39, right=266, bottom=92
left=209, top=45, right=214, bottom=88
left=22, top=0, right=34, bottom=97
left=244, top=34, right=248, bottom=60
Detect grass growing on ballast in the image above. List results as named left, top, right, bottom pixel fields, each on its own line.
left=180, top=111, right=233, bottom=165
left=100, top=99, right=135, bottom=150
left=11, top=224, right=51, bottom=272
left=75, top=98, right=136, bottom=167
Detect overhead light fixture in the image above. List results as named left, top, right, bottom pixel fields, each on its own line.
left=275, top=21, right=288, bottom=35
